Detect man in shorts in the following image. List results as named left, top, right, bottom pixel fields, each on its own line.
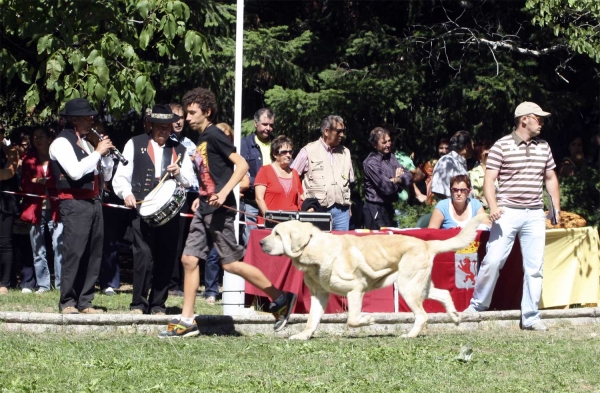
left=159, top=88, right=296, bottom=338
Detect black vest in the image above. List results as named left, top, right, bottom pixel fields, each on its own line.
left=130, top=134, right=187, bottom=200
left=50, top=129, right=96, bottom=190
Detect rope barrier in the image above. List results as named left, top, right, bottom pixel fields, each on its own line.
left=0, top=190, right=273, bottom=226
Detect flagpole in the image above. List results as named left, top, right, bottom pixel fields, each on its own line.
left=222, top=0, right=247, bottom=316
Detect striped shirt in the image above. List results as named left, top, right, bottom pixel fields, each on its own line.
left=486, top=132, right=555, bottom=209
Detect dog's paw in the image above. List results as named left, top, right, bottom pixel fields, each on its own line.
left=449, top=310, right=460, bottom=325
left=289, top=332, right=312, bottom=341
left=347, top=313, right=375, bottom=328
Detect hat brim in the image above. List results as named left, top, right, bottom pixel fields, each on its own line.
left=59, top=109, right=98, bottom=116
left=532, top=110, right=551, bottom=117
left=145, top=114, right=181, bottom=123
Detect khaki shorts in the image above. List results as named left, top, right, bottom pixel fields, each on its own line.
left=182, top=208, right=245, bottom=264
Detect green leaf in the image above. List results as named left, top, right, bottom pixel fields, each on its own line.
left=137, top=0, right=150, bottom=19
left=139, top=26, right=152, bottom=50
left=135, top=74, right=146, bottom=96
left=94, top=83, right=107, bottom=100
left=24, top=85, right=40, bottom=112
left=86, top=50, right=99, bottom=65
left=37, top=34, right=52, bottom=55
left=108, top=86, right=120, bottom=108
left=86, top=76, right=97, bottom=95
left=123, top=44, right=136, bottom=59
left=93, top=56, right=109, bottom=85
left=69, top=50, right=84, bottom=73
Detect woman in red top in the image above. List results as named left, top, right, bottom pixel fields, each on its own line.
left=20, top=127, right=63, bottom=293
left=254, top=135, right=303, bottom=225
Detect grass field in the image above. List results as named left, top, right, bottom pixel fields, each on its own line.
left=0, top=289, right=221, bottom=315
left=0, top=290, right=599, bottom=392
left=0, top=325, right=598, bottom=392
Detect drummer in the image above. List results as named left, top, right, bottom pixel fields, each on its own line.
left=113, top=104, right=195, bottom=315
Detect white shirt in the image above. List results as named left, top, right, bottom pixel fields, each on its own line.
left=48, top=135, right=114, bottom=182
left=431, top=151, right=468, bottom=197
left=112, top=138, right=195, bottom=200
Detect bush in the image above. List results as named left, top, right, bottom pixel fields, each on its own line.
left=558, top=167, right=600, bottom=227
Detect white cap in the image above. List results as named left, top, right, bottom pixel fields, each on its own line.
left=514, top=102, right=551, bottom=118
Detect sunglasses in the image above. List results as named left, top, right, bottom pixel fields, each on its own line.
left=451, top=187, right=469, bottom=194
left=278, top=149, right=293, bottom=155
left=331, top=128, right=346, bottom=134
left=527, top=115, right=545, bottom=125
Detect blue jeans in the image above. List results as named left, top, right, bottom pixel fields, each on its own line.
left=469, top=207, right=546, bottom=327
left=328, top=204, right=350, bottom=231
left=204, top=246, right=222, bottom=297
left=241, top=202, right=259, bottom=247
left=30, top=209, right=64, bottom=290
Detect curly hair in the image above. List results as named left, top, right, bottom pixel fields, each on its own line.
left=181, top=88, right=218, bottom=122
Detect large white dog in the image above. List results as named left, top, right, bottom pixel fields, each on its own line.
left=260, top=214, right=487, bottom=340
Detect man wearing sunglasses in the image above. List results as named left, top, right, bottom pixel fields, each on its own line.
left=465, top=101, right=560, bottom=332
left=291, top=115, right=354, bottom=231
left=240, top=108, right=275, bottom=245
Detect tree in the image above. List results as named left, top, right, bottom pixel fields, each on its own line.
left=0, top=0, right=218, bottom=121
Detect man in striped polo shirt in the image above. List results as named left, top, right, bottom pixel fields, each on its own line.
left=464, top=102, right=561, bottom=331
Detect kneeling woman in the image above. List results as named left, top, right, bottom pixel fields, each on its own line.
left=428, top=174, right=485, bottom=229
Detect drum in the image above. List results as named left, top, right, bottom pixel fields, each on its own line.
left=139, top=179, right=187, bottom=227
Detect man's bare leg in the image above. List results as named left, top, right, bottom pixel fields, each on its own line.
left=222, top=261, right=282, bottom=300
left=181, top=254, right=200, bottom=319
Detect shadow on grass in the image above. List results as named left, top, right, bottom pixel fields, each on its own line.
left=195, top=315, right=243, bottom=337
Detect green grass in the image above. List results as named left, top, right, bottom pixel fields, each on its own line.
left=0, top=326, right=598, bottom=392
left=0, top=289, right=221, bottom=316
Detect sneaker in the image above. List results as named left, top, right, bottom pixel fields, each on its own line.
left=462, top=305, right=478, bottom=313
left=270, top=292, right=297, bottom=332
left=129, top=309, right=144, bottom=315
left=522, top=321, right=548, bottom=331
left=158, top=318, right=199, bottom=338
left=21, top=288, right=33, bottom=294
left=35, top=288, right=50, bottom=295
left=168, top=289, right=184, bottom=297
left=205, top=295, right=216, bottom=305
left=102, top=287, right=116, bottom=296
left=152, top=310, right=166, bottom=316
left=0, top=287, right=8, bottom=295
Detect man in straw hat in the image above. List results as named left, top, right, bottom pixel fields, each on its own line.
left=112, top=104, right=195, bottom=315
left=464, top=101, right=561, bottom=331
left=49, top=98, right=115, bottom=314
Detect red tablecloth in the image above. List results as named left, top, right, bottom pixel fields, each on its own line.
left=244, top=228, right=523, bottom=314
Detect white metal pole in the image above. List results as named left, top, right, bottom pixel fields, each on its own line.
left=222, top=0, right=246, bottom=316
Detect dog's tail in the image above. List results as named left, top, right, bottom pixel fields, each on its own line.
left=427, top=213, right=489, bottom=254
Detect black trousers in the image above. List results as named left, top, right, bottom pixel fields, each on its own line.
left=363, top=201, right=395, bottom=230
left=130, top=214, right=180, bottom=314
left=58, top=199, right=103, bottom=311
left=0, top=212, right=15, bottom=287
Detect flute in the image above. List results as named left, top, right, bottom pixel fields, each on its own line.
left=91, top=128, right=129, bottom=166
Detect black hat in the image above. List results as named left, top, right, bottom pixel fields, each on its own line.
left=59, top=98, right=98, bottom=116
left=145, top=104, right=181, bottom=123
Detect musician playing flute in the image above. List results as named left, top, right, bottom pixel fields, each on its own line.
left=49, top=98, right=115, bottom=314
left=112, top=104, right=195, bottom=315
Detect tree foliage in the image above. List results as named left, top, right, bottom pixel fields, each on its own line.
left=526, top=0, right=600, bottom=62
left=0, top=0, right=213, bottom=120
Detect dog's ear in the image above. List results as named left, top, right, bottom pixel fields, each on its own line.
left=277, top=222, right=312, bottom=258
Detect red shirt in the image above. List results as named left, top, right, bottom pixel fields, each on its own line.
left=254, top=165, right=303, bottom=224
